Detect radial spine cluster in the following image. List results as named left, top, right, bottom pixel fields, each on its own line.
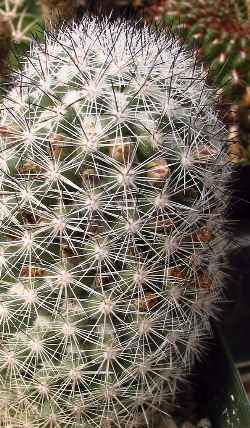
left=0, top=16, right=228, bottom=427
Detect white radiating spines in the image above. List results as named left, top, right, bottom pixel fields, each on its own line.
left=0, top=16, right=228, bottom=428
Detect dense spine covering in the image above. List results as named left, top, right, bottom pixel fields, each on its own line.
left=0, top=16, right=228, bottom=427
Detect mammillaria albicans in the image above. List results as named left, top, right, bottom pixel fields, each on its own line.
left=0, top=16, right=228, bottom=428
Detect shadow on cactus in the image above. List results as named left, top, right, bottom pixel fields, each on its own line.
left=0, top=16, right=229, bottom=427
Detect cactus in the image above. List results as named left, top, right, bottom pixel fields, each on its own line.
left=0, top=0, right=41, bottom=81
left=159, top=0, right=250, bottom=163
left=0, top=16, right=228, bottom=427
left=0, top=0, right=40, bottom=45
left=161, top=0, right=250, bottom=97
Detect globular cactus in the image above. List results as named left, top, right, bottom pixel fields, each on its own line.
left=0, top=16, right=228, bottom=427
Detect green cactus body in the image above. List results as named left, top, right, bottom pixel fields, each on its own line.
left=0, top=16, right=228, bottom=427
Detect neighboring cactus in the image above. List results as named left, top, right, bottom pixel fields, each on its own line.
left=0, top=16, right=228, bottom=427
left=0, top=0, right=41, bottom=81
left=159, top=0, right=250, bottom=163
left=161, top=0, right=250, bottom=97
left=0, top=0, right=40, bottom=44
